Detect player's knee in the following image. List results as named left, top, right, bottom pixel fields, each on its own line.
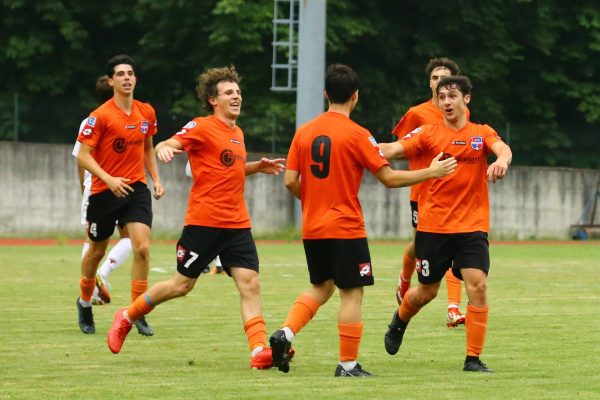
left=132, top=243, right=150, bottom=262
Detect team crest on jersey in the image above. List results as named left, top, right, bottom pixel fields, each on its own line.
left=176, top=245, right=187, bottom=262
left=358, top=262, right=372, bottom=277
left=470, top=136, right=483, bottom=150
left=368, top=136, right=378, bottom=146
left=183, top=121, right=196, bottom=129
left=87, top=117, right=96, bottom=127
left=140, top=120, right=149, bottom=134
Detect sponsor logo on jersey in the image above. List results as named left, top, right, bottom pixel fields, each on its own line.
left=175, top=129, right=187, bottom=135
left=112, top=137, right=143, bottom=153
left=183, top=121, right=196, bottom=129
left=402, top=126, right=421, bottom=140
left=470, top=136, right=483, bottom=151
left=125, top=124, right=137, bottom=129
left=141, top=120, right=149, bottom=134
left=82, top=128, right=92, bottom=136
left=87, top=117, right=96, bottom=127
left=220, top=149, right=235, bottom=167
left=451, top=140, right=466, bottom=145
left=176, top=245, right=187, bottom=262
left=368, top=136, right=378, bottom=146
left=440, top=152, right=453, bottom=160
left=230, top=139, right=241, bottom=144
left=358, top=262, right=372, bottom=277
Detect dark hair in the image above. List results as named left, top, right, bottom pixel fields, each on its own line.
left=195, top=65, right=241, bottom=113
left=106, top=54, right=136, bottom=77
left=425, top=57, right=460, bottom=77
left=95, top=75, right=113, bottom=103
left=436, top=75, right=473, bottom=96
left=325, top=64, right=359, bottom=104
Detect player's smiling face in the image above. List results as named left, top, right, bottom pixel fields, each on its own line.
left=110, top=64, right=136, bottom=96
left=211, top=81, right=242, bottom=120
left=437, top=84, right=470, bottom=123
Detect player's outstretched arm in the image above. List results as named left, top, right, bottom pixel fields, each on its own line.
left=375, top=152, right=456, bottom=188
left=155, top=138, right=183, bottom=164
left=378, top=141, right=406, bottom=160
left=487, top=142, right=512, bottom=183
left=245, top=158, right=285, bottom=176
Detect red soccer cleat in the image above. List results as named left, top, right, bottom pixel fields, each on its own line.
left=447, top=306, right=466, bottom=328
left=251, top=347, right=274, bottom=369
left=95, top=273, right=111, bottom=304
left=107, top=307, right=132, bottom=354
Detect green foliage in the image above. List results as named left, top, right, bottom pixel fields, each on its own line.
left=0, top=0, right=598, bottom=165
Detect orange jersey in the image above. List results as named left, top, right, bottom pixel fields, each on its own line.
left=172, top=115, right=250, bottom=228
left=77, top=98, right=157, bottom=194
left=402, top=122, right=503, bottom=233
left=287, top=111, right=389, bottom=239
left=392, top=100, right=470, bottom=201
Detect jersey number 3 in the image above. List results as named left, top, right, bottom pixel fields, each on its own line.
left=310, top=135, right=331, bottom=179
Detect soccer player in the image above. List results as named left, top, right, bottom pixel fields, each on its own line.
left=76, top=54, right=164, bottom=336
left=72, top=75, right=132, bottom=306
left=391, top=57, right=469, bottom=327
left=380, top=75, right=512, bottom=372
left=269, top=64, right=457, bottom=377
left=107, top=66, right=286, bottom=370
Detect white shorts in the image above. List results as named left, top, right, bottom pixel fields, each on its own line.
left=80, top=187, right=91, bottom=225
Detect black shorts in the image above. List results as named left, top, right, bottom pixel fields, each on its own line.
left=414, top=231, right=490, bottom=284
left=86, top=182, right=152, bottom=242
left=176, top=226, right=259, bottom=279
left=410, top=200, right=418, bottom=228
left=303, top=238, right=374, bottom=289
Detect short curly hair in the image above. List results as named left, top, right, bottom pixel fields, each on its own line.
left=425, top=57, right=460, bottom=78
left=195, top=65, right=241, bottom=113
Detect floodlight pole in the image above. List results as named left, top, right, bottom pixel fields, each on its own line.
left=293, top=0, right=326, bottom=227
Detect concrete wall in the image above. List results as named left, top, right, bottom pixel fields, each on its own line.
left=1, top=141, right=598, bottom=239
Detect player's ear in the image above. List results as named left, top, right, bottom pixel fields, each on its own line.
left=464, top=94, right=471, bottom=105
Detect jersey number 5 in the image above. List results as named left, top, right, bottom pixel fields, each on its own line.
left=310, top=135, right=331, bottom=178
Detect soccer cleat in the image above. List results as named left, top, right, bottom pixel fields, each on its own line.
left=334, top=363, right=372, bottom=377
left=76, top=298, right=95, bottom=334
left=270, top=329, right=292, bottom=373
left=463, top=358, right=494, bottom=373
left=396, top=278, right=410, bottom=305
left=201, top=265, right=210, bottom=274
left=447, top=306, right=466, bottom=328
left=384, top=310, right=407, bottom=355
left=134, top=316, right=154, bottom=336
left=107, top=307, right=132, bottom=354
left=95, top=273, right=111, bottom=304
left=91, top=287, right=105, bottom=305
left=250, top=347, right=274, bottom=369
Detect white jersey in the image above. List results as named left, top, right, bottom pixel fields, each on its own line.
left=72, top=119, right=92, bottom=191
left=73, top=118, right=92, bottom=224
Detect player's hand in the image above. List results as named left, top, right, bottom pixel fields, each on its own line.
left=428, top=152, right=457, bottom=178
left=487, top=160, right=508, bottom=183
left=257, top=157, right=286, bottom=175
left=156, top=146, right=183, bottom=163
left=107, top=177, right=134, bottom=197
left=153, top=180, right=164, bottom=200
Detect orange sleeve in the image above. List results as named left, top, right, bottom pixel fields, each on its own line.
left=391, top=108, right=419, bottom=138
left=286, top=133, right=300, bottom=172
left=77, top=112, right=104, bottom=149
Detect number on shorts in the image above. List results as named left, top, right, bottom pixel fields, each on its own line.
left=310, top=135, right=331, bottom=178
left=184, top=251, right=199, bottom=268
left=417, top=259, right=430, bottom=277
left=89, top=223, right=97, bottom=238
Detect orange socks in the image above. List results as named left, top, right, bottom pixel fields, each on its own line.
left=445, top=270, right=462, bottom=306
left=283, top=294, right=321, bottom=334
left=131, top=280, right=148, bottom=303
left=79, top=276, right=96, bottom=302
left=399, top=289, right=422, bottom=322
left=466, top=304, right=488, bottom=357
left=244, top=316, right=267, bottom=351
left=338, top=322, right=363, bottom=362
left=400, top=248, right=415, bottom=282
left=127, top=292, right=154, bottom=321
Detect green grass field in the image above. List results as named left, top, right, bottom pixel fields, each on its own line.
left=1, top=242, right=599, bottom=399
